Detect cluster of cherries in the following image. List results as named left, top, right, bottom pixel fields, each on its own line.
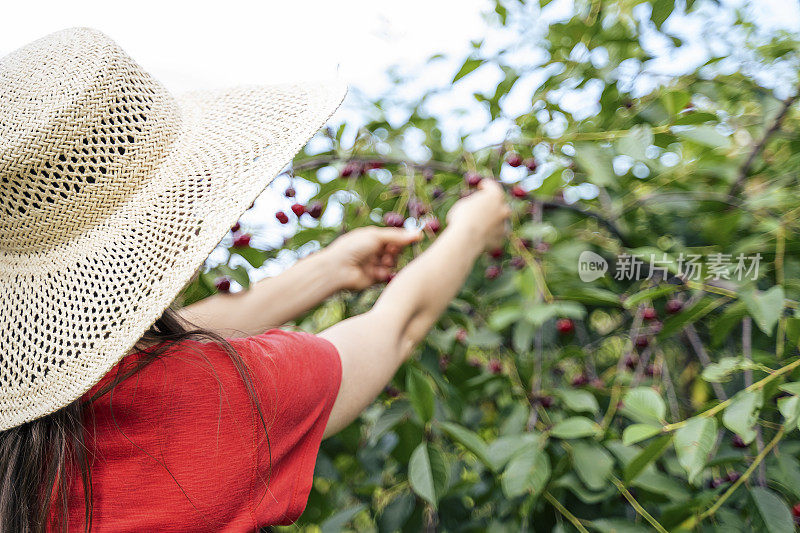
left=275, top=186, right=323, bottom=224
left=214, top=222, right=253, bottom=293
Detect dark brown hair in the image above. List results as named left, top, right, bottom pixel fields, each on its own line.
left=0, top=308, right=268, bottom=532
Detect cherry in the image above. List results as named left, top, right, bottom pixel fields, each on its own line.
left=230, top=222, right=241, bottom=233
left=386, top=272, right=397, bottom=283
left=665, top=299, right=683, bottom=314
left=792, top=502, right=800, bottom=519
left=519, top=238, right=533, bottom=249
left=291, top=203, right=305, bottom=217
left=308, top=202, right=323, bottom=219
left=624, top=354, right=638, bottom=370
left=511, top=185, right=527, bottom=199
left=456, top=329, right=468, bottom=344
left=536, top=395, right=554, bottom=408
left=731, top=435, right=747, bottom=448
left=214, top=277, right=231, bottom=293
left=432, top=187, right=444, bottom=199
left=642, top=307, right=658, bottom=321
left=488, top=359, right=503, bottom=375
left=275, top=211, right=289, bottom=224
left=439, top=355, right=450, bottom=373
left=507, top=152, right=523, bottom=167
left=423, top=168, right=434, bottom=182
left=384, top=385, right=400, bottom=398
left=465, top=172, right=482, bottom=187
left=489, top=247, right=504, bottom=259
left=623, top=99, right=634, bottom=109
left=383, top=212, right=404, bottom=228
left=365, top=160, right=383, bottom=170
left=634, top=336, right=650, bottom=349
left=510, top=256, right=526, bottom=270
left=556, top=318, right=575, bottom=335
left=649, top=320, right=663, bottom=334
left=341, top=162, right=361, bottom=178
left=284, top=187, right=296, bottom=198
left=524, top=158, right=538, bottom=172
left=485, top=265, right=502, bottom=280
left=571, top=374, right=589, bottom=387
left=425, top=217, right=441, bottom=234
left=408, top=199, right=428, bottom=217
left=233, top=233, right=251, bottom=248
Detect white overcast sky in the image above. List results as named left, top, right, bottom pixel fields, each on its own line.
left=2, top=0, right=798, bottom=277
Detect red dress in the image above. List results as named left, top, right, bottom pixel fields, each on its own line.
left=54, top=330, right=341, bottom=532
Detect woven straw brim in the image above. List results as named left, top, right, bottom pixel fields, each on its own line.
left=0, top=81, right=346, bottom=430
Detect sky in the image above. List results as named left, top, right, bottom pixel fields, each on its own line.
left=2, top=0, right=798, bottom=277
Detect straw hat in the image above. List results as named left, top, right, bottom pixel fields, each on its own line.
left=0, top=28, right=347, bottom=430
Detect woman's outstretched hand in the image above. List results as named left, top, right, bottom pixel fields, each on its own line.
left=325, top=227, right=422, bottom=290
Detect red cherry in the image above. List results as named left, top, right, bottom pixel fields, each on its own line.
left=488, top=359, right=503, bottom=375
left=340, top=162, right=361, bottom=178
left=666, top=299, right=683, bottom=314
left=489, top=247, right=503, bottom=259
left=732, top=435, right=747, bottom=448
left=642, top=307, right=658, bottom=321
left=537, top=395, right=554, bottom=408
left=214, top=277, right=231, bottom=293
left=384, top=385, right=400, bottom=398
left=284, top=187, right=296, bottom=198
left=308, top=202, right=323, bottom=219
left=383, top=212, right=404, bottom=228
left=524, top=158, right=538, bottom=172
left=233, top=234, right=251, bottom=248
left=485, top=265, right=502, bottom=280
left=634, top=336, right=650, bottom=349
left=291, top=203, right=305, bottom=217
left=507, top=153, right=523, bottom=167
left=439, top=355, right=450, bottom=373
left=511, top=185, right=527, bottom=199
left=408, top=199, right=428, bottom=217
left=386, top=272, right=397, bottom=283
left=425, top=217, right=441, bottom=234
left=465, top=172, right=482, bottom=187
left=365, top=160, right=383, bottom=170
left=791, top=502, right=800, bottom=518
left=571, top=374, right=589, bottom=387
left=456, top=329, right=468, bottom=343
left=624, top=354, right=638, bottom=370
left=556, top=318, right=575, bottom=335
left=510, top=256, right=526, bottom=270
left=275, top=211, right=289, bottom=224
left=230, top=222, right=241, bottom=233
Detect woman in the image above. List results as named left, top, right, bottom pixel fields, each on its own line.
left=0, top=28, right=510, bottom=531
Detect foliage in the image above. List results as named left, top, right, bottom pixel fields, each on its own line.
left=186, top=0, right=800, bottom=530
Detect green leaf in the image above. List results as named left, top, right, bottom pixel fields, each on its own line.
left=571, top=441, right=614, bottom=491
left=658, top=297, right=725, bottom=339
left=550, top=417, right=601, bottom=439
left=466, top=327, right=503, bottom=348
left=501, top=446, right=550, bottom=498
left=675, top=125, right=732, bottom=149
left=406, top=369, right=435, bottom=424
left=489, top=306, right=522, bottom=330
left=439, top=422, right=495, bottom=471
left=621, top=387, right=667, bottom=424
left=650, top=0, right=675, bottom=29
left=624, top=435, right=672, bottom=483
left=452, top=57, right=483, bottom=83
left=487, top=433, right=541, bottom=470
left=742, top=286, right=785, bottom=335
left=785, top=317, right=800, bottom=346
left=674, top=417, right=717, bottom=484
left=574, top=143, right=616, bottom=187
left=556, top=389, right=599, bottom=414
left=623, top=424, right=663, bottom=445
left=408, top=443, right=436, bottom=506
left=617, top=125, right=653, bottom=161
left=622, top=285, right=678, bottom=309
left=722, top=390, right=763, bottom=444
left=231, top=246, right=267, bottom=268
left=408, top=443, right=449, bottom=508
left=702, top=356, right=744, bottom=383
left=750, top=487, right=795, bottom=533
left=778, top=395, right=800, bottom=430
left=780, top=382, right=800, bottom=396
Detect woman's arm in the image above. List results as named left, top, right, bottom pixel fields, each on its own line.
left=320, top=180, right=510, bottom=437
left=180, top=227, right=421, bottom=337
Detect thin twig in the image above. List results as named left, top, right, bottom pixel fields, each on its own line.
left=658, top=350, right=681, bottom=422
left=741, top=317, right=767, bottom=486
left=729, top=88, right=800, bottom=196
left=684, top=325, right=727, bottom=401
left=610, top=476, right=668, bottom=533
left=544, top=492, right=590, bottom=533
